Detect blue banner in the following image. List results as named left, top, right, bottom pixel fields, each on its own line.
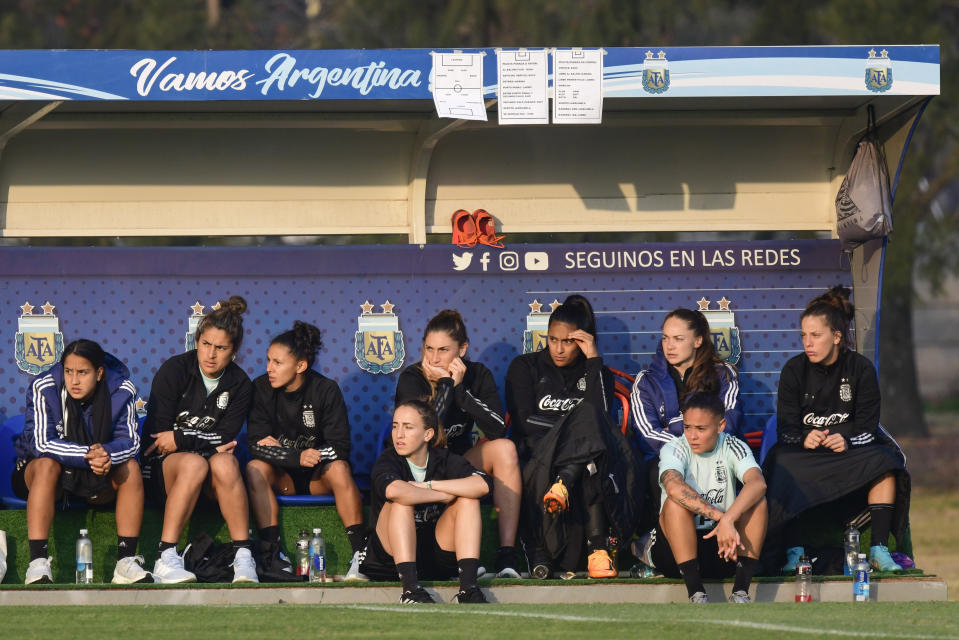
left=0, top=45, right=939, bottom=102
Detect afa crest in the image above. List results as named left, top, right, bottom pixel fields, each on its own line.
left=355, top=300, right=405, bottom=374
left=698, top=296, right=742, bottom=365
left=15, top=301, right=64, bottom=375
left=642, top=50, right=670, bottom=94
left=864, top=48, right=893, bottom=93
left=522, top=299, right=560, bottom=354
left=185, top=301, right=210, bottom=352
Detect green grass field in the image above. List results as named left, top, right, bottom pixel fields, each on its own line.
left=2, top=602, right=958, bottom=639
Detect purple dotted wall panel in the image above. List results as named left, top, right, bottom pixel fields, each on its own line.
left=1, top=241, right=851, bottom=473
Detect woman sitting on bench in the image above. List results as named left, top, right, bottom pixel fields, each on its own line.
left=506, top=294, right=642, bottom=580
left=763, top=285, right=910, bottom=573
left=245, top=320, right=367, bottom=579
left=394, top=309, right=520, bottom=578
left=141, top=295, right=256, bottom=583
left=359, top=398, right=491, bottom=603
left=13, top=339, right=149, bottom=584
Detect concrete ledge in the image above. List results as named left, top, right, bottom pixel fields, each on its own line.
left=0, top=577, right=946, bottom=605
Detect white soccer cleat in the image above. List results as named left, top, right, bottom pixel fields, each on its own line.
left=112, top=555, right=154, bottom=584
left=344, top=549, right=369, bottom=582
left=231, top=546, right=259, bottom=583
left=152, top=547, right=196, bottom=584
left=25, top=556, right=53, bottom=584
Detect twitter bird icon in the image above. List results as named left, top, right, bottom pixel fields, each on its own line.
left=452, top=252, right=473, bottom=271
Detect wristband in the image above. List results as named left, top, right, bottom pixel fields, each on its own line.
left=427, top=480, right=433, bottom=491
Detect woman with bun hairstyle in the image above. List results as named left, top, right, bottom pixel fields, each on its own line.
left=394, top=309, right=521, bottom=578
left=359, top=399, right=491, bottom=603
left=13, top=339, right=150, bottom=584
left=141, top=295, right=256, bottom=584
left=246, top=321, right=367, bottom=579
left=506, top=294, right=643, bottom=579
left=631, top=308, right=743, bottom=461
left=763, top=286, right=909, bottom=573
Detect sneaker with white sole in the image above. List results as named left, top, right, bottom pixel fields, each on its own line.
left=152, top=547, right=196, bottom=584
left=231, top=546, right=259, bottom=583
left=728, top=589, right=751, bottom=603
left=112, top=555, right=154, bottom=584
left=494, top=546, right=521, bottom=579
left=25, top=557, right=53, bottom=584
left=344, top=549, right=369, bottom=582
left=782, top=545, right=804, bottom=574
left=689, top=591, right=709, bottom=604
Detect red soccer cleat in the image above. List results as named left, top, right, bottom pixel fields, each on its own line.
left=473, top=209, right=505, bottom=248
left=452, top=209, right=478, bottom=248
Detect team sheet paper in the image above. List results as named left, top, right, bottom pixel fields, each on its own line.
left=552, top=49, right=604, bottom=124
left=496, top=49, right=549, bottom=125
left=431, top=52, right=487, bottom=121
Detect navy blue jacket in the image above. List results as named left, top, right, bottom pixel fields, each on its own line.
left=630, top=343, right=743, bottom=460
left=15, top=354, right=140, bottom=467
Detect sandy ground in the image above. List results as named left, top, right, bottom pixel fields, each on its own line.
left=899, top=412, right=959, bottom=600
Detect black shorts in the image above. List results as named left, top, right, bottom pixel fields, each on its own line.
left=276, top=462, right=335, bottom=496
left=650, top=522, right=738, bottom=580
left=359, top=522, right=458, bottom=581
left=142, top=452, right=216, bottom=504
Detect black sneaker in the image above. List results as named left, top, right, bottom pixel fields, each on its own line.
left=494, top=546, right=521, bottom=579
left=454, top=586, right=488, bottom=603
left=399, top=586, right=435, bottom=604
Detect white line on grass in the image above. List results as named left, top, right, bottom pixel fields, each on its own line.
left=337, top=605, right=959, bottom=640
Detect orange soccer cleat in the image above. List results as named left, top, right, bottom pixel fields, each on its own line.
left=542, top=478, right=568, bottom=514
left=587, top=549, right=618, bottom=579
left=473, top=209, right=506, bottom=248
left=452, top=209, right=478, bottom=248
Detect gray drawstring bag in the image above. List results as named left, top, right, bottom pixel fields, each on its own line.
left=836, top=105, right=893, bottom=252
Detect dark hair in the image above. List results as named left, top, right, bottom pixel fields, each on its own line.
left=662, top=308, right=732, bottom=401
left=422, top=309, right=468, bottom=346
left=271, top=321, right=323, bottom=368
left=681, top=391, right=726, bottom=420
left=61, top=339, right=106, bottom=370
left=394, top=397, right=447, bottom=449
left=195, top=295, right=248, bottom=352
left=548, top=294, right=597, bottom=340
left=801, top=285, right=854, bottom=350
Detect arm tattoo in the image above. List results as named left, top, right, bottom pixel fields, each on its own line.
left=661, top=469, right=722, bottom=520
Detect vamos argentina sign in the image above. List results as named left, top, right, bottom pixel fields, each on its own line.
left=0, top=46, right=939, bottom=102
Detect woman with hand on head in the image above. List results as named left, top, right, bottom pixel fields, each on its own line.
left=245, top=321, right=367, bottom=579
left=141, top=295, right=255, bottom=584
left=394, top=309, right=521, bottom=578
left=13, top=339, right=149, bottom=584
left=359, top=399, right=491, bottom=603
left=763, top=286, right=910, bottom=574
left=506, top=294, right=643, bottom=580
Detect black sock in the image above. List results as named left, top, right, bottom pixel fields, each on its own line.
left=28, top=539, right=48, bottom=562
left=396, top=561, right=419, bottom=592
left=345, top=525, right=368, bottom=555
left=733, top=556, right=757, bottom=593
left=870, top=503, right=895, bottom=547
left=678, top=559, right=705, bottom=598
left=586, top=502, right=608, bottom=551
left=458, top=558, right=480, bottom=591
left=158, top=540, right=177, bottom=553
left=232, top=539, right=253, bottom=551
left=117, top=536, right=138, bottom=560
left=260, top=525, right=281, bottom=544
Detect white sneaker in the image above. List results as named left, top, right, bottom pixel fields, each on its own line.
left=112, top=555, right=154, bottom=584
left=231, top=547, right=259, bottom=583
left=152, top=547, right=196, bottom=584
left=344, top=549, right=369, bottom=582
left=0, top=530, right=7, bottom=583
left=25, top=557, right=53, bottom=584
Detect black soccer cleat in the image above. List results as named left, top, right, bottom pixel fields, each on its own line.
left=399, top=585, right=435, bottom=604
left=455, top=586, right=488, bottom=603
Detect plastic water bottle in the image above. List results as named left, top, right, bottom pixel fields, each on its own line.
left=853, top=553, right=870, bottom=602
left=309, top=528, right=326, bottom=583
left=795, top=555, right=812, bottom=602
left=843, top=525, right=860, bottom=576
left=75, top=529, right=93, bottom=584
left=295, top=529, right=310, bottom=577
